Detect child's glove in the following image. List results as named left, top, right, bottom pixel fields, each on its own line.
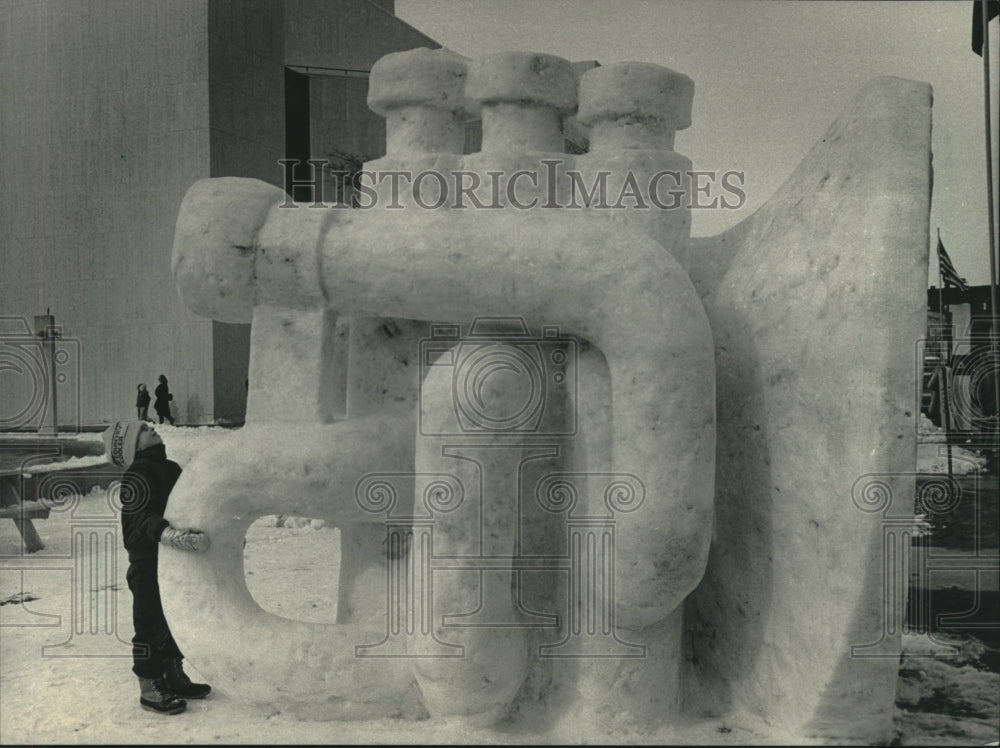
left=159, top=525, right=209, bottom=552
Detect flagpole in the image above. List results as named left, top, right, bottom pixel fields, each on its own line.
left=937, top=229, right=954, bottom=477
left=979, top=0, right=1000, bottom=457
left=940, top=361, right=954, bottom=477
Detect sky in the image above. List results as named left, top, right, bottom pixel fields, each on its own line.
left=395, top=0, right=998, bottom=288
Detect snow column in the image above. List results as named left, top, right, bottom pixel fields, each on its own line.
left=337, top=47, right=472, bottom=641
left=540, top=62, right=714, bottom=730
left=406, top=51, right=579, bottom=725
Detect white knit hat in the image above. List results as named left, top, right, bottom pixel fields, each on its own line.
left=103, top=421, right=143, bottom=468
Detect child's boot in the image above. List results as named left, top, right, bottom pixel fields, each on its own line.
left=138, top=676, right=186, bottom=714
left=164, top=658, right=212, bottom=699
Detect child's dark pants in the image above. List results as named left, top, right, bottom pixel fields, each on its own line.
left=126, top=558, right=183, bottom=678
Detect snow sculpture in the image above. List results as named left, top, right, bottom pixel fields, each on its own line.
left=162, top=46, right=931, bottom=744
left=682, top=76, right=934, bottom=741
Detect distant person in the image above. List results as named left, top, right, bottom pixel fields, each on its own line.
left=103, top=420, right=211, bottom=715
left=154, top=375, right=175, bottom=425
left=136, top=383, right=151, bottom=421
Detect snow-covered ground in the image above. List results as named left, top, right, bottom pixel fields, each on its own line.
left=0, top=423, right=996, bottom=745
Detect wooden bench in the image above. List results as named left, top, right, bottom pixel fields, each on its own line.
left=0, top=469, right=50, bottom=553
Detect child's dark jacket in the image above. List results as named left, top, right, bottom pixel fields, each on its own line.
left=120, top=444, right=182, bottom=562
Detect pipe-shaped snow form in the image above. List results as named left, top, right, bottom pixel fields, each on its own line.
left=165, top=177, right=433, bottom=720
left=317, top=208, right=717, bottom=625
left=172, top=176, right=715, bottom=625
left=158, top=417, right=425, bottom=719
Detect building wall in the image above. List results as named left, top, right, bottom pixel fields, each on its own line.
left=0, top=0, right=213, bottom=430
left=285, top=0, right=437, bottom=72
left=289, top=0, right=441, bottom=205
left=208, top=0, right=285, bottom=183
left=310, top=75, right=386, bottom=182
left=1, top=0, right=437, bottom=430
left=207, top=0, right=286, bottom=424
left=205, top=0, right=437, bottom=424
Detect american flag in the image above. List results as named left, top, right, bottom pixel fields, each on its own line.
left=937, top=237, right=969, bottom=291
left=973, top=0, right=1000, bottom=56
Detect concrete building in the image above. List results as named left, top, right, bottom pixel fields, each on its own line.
left=0, top=0, right=438, bottom=430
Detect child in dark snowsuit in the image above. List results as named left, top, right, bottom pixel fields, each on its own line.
left=104, top=420, right=211, bottom=715
left=136, top=383, right=151, bottom=421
